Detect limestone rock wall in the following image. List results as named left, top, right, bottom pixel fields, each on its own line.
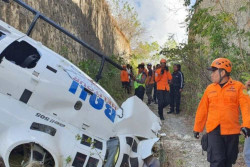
left=195, top=0, right=250, bottom=52
left=0, top=0, right=131, bottom=64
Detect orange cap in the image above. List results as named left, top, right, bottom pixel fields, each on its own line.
left=160, top=58, right=166, bottom=63
left=208, top=58, right=232, bottom=73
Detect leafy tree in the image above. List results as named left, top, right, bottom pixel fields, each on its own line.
left=130, top=41, right=160, bottom=66
left=108, top=0, right=145, bottom=46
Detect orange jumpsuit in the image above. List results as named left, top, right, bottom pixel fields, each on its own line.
left=193, top=78, right=250, bottom=135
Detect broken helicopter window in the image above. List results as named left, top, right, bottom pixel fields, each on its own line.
left=0, top=40, right=40, bottom=68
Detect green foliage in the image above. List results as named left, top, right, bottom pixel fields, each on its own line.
left=65, top=156, right=72, bottom=164
left=160, top=3, right=250, bottom=114
left=75, top=134, right=81, bottom=141
left=240, top=72, right=250, bottom=83
left=131, top=41, right=160, bottom=67
left=239, top=135, right=245, bottom=145
left=78, top=56, right=131, bottom=105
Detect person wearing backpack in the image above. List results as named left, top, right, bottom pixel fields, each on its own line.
left=193, top=58, right=250, bottom=167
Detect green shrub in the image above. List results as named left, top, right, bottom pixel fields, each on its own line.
left=78, top=56, right=131, bottom=105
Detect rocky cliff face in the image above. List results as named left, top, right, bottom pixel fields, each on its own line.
left=0, top=0, right=131, bottom=64
left=195, top=0, right=250, bottom=52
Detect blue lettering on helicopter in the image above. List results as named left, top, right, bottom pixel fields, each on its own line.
left=69, top=81, right=79, bottom=94
left=89, top=94, right=104, bottom=110
left=104, top=104, right=116, bottom=122
left=79, top=85, right=88, bottom=101
left=69, top=81, right=116, bottom=122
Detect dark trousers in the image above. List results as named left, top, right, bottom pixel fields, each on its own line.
left=146, top=84, right=154, bottom=103
left=135, top=86, right=145, bottom=101
left=153, top=83, right=157, bottom=102
left=122, top=82, right=130, bottom=94
left=170, top=86, right=181, bottom=113
left=207, top=126, right=239, bottom=167
left=157, top=90, right=170, bottom=118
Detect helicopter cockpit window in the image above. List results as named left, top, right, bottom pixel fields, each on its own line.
left=0, top=31, right=5, bottom=40
left=0, top=40, right=40, bottom=68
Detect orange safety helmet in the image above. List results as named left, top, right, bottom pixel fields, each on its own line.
left=208, top=58, right=232, bottom=73
left=160, top=58, right=167, bottom=63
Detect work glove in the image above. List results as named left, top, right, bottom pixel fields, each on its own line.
left=241, top=127, right=250, bottom=138
left=160, top=69, right=164, bottom=75
left=193, top=131, right=200, bottom=139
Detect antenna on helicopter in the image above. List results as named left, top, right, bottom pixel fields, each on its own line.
left=1, top=0, right=123, bottom=82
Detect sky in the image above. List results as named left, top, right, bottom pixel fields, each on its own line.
left=125, top=0, right=196, bottom=46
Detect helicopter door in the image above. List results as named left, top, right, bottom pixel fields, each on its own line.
left=0, top=37, right=45, bottom=103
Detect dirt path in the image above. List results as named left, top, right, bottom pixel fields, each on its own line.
left=147, top=102, right=246, bottom=167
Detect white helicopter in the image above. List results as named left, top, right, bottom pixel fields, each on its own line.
left=0, top=0, right=162, bottom=167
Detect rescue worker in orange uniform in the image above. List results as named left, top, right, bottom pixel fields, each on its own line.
left=155, top=59, right=172, bottom=120
left=120, top=65, right=130, bottom=94
left=193, top=58, right=250, bottom=167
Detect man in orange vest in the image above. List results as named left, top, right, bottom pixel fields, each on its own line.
left=120, top=65, right=130, bottom=94
left=155, top=59, right=172, bottom=120
left=146, top=63, right=154, bottom=105
left=193, top=58, right=250, bottom=167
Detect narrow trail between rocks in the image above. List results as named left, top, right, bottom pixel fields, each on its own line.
left=147, top=102, right=246, bottom=167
